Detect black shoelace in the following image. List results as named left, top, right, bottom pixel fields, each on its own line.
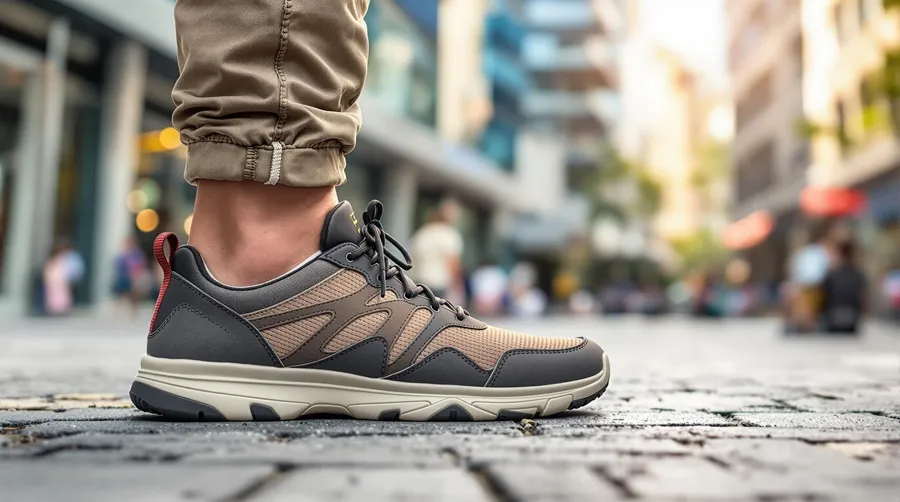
left=348, top=200, right=469, bottom=321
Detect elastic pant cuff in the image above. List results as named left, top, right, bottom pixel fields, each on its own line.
left=184, top=141, right=346, bottom=187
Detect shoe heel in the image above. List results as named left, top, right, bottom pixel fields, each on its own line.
left=129, top=381, right=228, bottom=421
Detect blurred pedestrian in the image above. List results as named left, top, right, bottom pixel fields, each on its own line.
left=410, top=200, right=464, bottom=301
left=507, top=261, right=546, bottom=317
left=883, top=264, right=900, bottom=322
left=470, top=260, right=508, bottom=316
left=821, top=239, right=867, bottom=334
left=42, top=239, right=84, bottom=316
left=113, top=236, right=152, bottom=315
left=786, top=227, right=831, bottom=332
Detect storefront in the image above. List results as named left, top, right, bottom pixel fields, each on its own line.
left=860, top=170, right=900, bottom=298
left=0, top=23, right=101, bottom=314
left=0, top=0, right=171, bottom=315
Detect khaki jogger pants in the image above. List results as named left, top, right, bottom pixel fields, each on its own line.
left=172, top=0, right=370, bottom=187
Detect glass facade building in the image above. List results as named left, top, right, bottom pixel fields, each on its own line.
left=482, top=8, right=531, bottom=171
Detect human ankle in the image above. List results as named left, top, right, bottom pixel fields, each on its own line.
left=188, top=180, right=338, bottom=286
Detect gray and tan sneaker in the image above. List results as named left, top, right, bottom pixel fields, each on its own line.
left=130, top=200, right=609, bottom=421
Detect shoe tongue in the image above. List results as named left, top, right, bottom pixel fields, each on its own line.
left=320, top=201, right=363, bottom=250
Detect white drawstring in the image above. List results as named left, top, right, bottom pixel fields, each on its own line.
left=264, top=141, right=284, bottom=185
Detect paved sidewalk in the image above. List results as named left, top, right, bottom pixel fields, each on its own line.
left=1, top=315, right=899, bottom=501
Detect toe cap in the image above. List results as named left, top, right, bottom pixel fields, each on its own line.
left=486, top=339, right=606, bottom=388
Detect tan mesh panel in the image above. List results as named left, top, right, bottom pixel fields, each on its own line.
left=261, top=314, right=332, bottom=358
left=366, top=290, right=399, bottom=305
left=389, top=308, right=432, bottom=363
left=416, top=326, right=581, bottom=370
left=324, top=311, right=390, bottom=353
left=245, top=270, right=367, bottom=320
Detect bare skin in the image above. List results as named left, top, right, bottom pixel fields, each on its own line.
left=188, top=180, right=337, bottom=286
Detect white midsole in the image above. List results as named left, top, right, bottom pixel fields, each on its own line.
left=133, top=353, right=611, bottom=421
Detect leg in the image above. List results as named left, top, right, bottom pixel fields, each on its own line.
left=172, top=0, right=369, bottom=285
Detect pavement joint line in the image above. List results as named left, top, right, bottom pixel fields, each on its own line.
left=468, top=464, right=515, bottom=502
left=592, top=465, right=636, bottom=499
left=220, top=464, right=295, bottom=502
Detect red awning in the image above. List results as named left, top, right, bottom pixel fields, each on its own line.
left=722, top=211, right=774, bottom=251
left=800, top=187, right=866, bottom=217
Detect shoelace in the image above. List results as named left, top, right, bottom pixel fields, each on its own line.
left=348, top=200, right=469, bottom=321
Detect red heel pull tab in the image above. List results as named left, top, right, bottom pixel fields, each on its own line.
left=149, top=232, right=179, bottom=333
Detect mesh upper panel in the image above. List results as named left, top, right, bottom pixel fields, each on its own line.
left=245, top=269, right=367, bottom=320
left=416, top=326, right=581, bottom=370
left=389, top=308, right=432, bottom=363
left=261, top=314, right=332, bottom=358
left=324, top=311, right=390, bottom=353
left=366, top=290, right=399, bottom=305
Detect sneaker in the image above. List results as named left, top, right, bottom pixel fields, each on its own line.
left=130, top=200, right=609, bottom=421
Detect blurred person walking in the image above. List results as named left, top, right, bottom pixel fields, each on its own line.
left=882, top=260, right=900, bottom=322
left=113, top=237, right=152, bottom=315
left=470, top=260, right=508, bottom=316
left=42, top=239, right=84, bottom=316
left=785, top=227, right=831, bottom=333
left=410, top=200, right=464, bottom=301
left=127, top=0, right=609, bottom=421
left=821, top=239, right=867, bottom=334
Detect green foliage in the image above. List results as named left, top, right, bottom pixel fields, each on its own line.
left=670, top=228, right=729, bottom=273
left=885, top=0, right=900, bottom=10
left=634, top=170, right=662, bottom=218
left=795, top=118, right=853, bottom=148
left=690, top=142, right=730, bottom=189
left=861, top=104, right=890, bottom=132
left=576, top=143, right=661, bottom=223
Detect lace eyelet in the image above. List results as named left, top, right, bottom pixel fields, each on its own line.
left=456, top=315, right=465, bottom=321
left=430, top=304, right=441, bottom=312
left=404, top=291, right=416, bottom=300
left=346, top=252, right=356, bottom=262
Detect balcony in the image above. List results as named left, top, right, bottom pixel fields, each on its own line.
left=524, top=35, right=616, bottom=87
left=524, top=89, right=618, bottom=123
left=523, top=0, right=620, bottom=34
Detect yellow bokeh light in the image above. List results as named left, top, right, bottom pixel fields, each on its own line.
left=135, top=209, right=160, bottom=233
left=158, top=127, right=182, bottom=151
left=183, top=214, right=193, bottom=236
left=126, top=189, right=148, bottom=213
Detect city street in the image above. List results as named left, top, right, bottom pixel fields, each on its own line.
left=1, top=315, right=898, bottom=501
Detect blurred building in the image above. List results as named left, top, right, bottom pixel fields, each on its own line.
left=0, top=0, right=531, bottom=316
left=727, top=0, right=900, bottom=285
left=522, top=0, right=619, bottom=189
left=727, top=0, right=809, bottom=283
left=804, top=0, right=900, bottom=285
left=510, top=0, right=622, bottom=292
left=613, top=1, right=732, bottom=271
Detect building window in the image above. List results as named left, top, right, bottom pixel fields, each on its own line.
left=736, top=70, right=772, bottom=132
left=736, top=140, right=775, bottom=202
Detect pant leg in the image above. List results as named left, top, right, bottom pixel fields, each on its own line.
left=172, top=0, right=369, bottom=187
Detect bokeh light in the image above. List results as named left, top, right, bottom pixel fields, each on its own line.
left=183, top=214, right=193, bottom=236
left=158, top=127, right=181, bottom=150
left=135, top=209, right=160, bottom=233
left=126, top=189, right=148, bottom=213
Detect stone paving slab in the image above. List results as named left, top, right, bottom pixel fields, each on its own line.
left=730, top=412, right=900, bottom=429
left=252, top=468, right=494, bottom=502
left=0, top=462, right=275, bottom=502
left=487, top=465, right=623, bottom=501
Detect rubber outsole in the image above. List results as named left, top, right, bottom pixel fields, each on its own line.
left=130, top=352, right=610, bottom=422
